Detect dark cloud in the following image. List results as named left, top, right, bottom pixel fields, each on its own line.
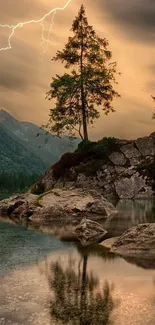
left=100, top=0, right=155, bottom=43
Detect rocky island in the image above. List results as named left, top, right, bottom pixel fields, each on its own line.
left=32, top=133, right=155, bottom=200
left=0, top=134, right=155, bottom=257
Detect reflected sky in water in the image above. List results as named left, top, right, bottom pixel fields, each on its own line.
left=0, top=218, right=155, bottom=325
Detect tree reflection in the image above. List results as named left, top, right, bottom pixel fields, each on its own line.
left=48, top=253, right=117, bottom=325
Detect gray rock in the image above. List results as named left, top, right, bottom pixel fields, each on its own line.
left=114, top=173, right=146, bottom=199
left=120, top=144, right=141, bottom=159
left=111, top=223, right=155, bottom=259
left=122, top=166, right=136, bottom=177
left=102, top=183, right=116, bottom=199
left=108, top=165, right=116, bottom=174
left=134, top=186, right=154, bottom=198
left=115, top=166, right=126, bottom=174
left=115, top=139, right=132, bottom=146
left=74, top=218, right=107, bottom=246
left=129, top=157, right=141, bottom=166
left=109, top=151, right=127, bottom=166
left=135, top=136, right=155, bottom=156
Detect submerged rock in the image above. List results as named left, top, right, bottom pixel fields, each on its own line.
left=111, top=223, right=155, bottom=258
left=74, top=218, right=107, bottom=246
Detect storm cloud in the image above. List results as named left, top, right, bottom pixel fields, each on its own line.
left=101, top=0, right=155, bottom=43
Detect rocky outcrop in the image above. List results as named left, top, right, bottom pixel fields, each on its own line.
left=114, top=173, right=146, bottom=199
left=111, top=223, right=155, bottom=258
left=109, top=151, right=127, bottom=165
left=135, top=136, right=155, bottom=156
left=74, top=218, right=107, bottom=246
left=0, top=189, right=117, bottom=230
left=33, top=133, right=155, bottom=199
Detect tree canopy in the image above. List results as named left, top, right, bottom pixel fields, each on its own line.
left=46, top=5, right=120, bottom=140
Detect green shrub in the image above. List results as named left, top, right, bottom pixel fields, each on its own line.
left=78, top=137, right=117, bottom=158
left=52, top=137, right=117, bottom=180
left=78, top=140, right=96, bottom=151
left=97, top=137, right=118, bottom=155
left=75, top=160, right=104, bottom=176
left=52, top=151, right=84, bottom=179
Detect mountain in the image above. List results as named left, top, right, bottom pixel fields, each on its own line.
left=0, top=109, right=79, bottom=174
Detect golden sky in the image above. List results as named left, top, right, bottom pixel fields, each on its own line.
left=0, top=0, right=155, bottom=140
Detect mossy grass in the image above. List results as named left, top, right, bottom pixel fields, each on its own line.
left=32, top=189, right=61, bottom=206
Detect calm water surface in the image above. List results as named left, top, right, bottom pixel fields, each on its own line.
left=0, top=200, right=155, bottom=325
left=0, top=193, right=11, bottom=200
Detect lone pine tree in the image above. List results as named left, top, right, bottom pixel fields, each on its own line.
left=46, top=4, right=120, bottom=141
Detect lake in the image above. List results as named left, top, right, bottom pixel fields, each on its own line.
left=0, top=193, right=12, bottom=200
left=0, top=199, right=155, bottom=325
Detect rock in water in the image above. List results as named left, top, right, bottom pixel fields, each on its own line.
left=74, top=218, right=107, bottom=246
left=0, top=189, right=117, bottom=230
left=111, top=223, right=155, bottom=259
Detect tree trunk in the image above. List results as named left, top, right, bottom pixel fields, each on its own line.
left=80, top=254, right=88, bottom=325
left=81, top=95, right=88, bottom=141
left=80, top=16, right=88, bottom=141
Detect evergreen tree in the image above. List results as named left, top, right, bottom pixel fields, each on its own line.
left=46, top=5, right=120, bottom=141
left=0, top=172, right=41, bottom=193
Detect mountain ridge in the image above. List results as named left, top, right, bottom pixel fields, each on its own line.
left=0, top=109, right=78, bottom=174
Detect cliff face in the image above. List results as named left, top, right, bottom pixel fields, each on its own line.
left=32, top=133, right=155, bottom=199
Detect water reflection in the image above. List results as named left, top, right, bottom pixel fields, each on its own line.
left=105, top=199, right=155, bottom=237
left=122, top=256, right=155, bottom=270
left=47, top=252, right=118, bottom=325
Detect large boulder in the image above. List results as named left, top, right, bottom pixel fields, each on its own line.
left=0, top=189, right=117, bottom=229
left=111, top=223, right=155, bottom=258
left=74, top=218, right=107, bottom=246
left=0, top=195, right=26, bottom=217
left=30, top=188, right=117, bottom=226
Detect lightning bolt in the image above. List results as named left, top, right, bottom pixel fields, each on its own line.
left=39, top=10, right=56, bottom=62
left=0, top=0, right=72, bottom=53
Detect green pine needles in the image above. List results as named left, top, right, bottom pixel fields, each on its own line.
left=46, top=5, right=120, bottom=140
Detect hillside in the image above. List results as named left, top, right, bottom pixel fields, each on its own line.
left=0, top=126, right=46, bottom=174
left=0, top=109, right=79, bottom=174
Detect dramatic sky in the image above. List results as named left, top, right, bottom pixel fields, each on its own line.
left=0, top=0, right=155, bottom=140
